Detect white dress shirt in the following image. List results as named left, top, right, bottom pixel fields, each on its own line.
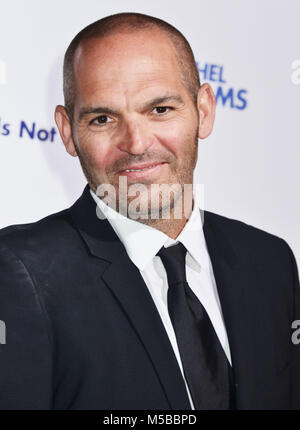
left=90, top=185, right=232, bottom=410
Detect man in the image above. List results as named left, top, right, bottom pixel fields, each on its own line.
left=0, top=12, right=299, bottom=410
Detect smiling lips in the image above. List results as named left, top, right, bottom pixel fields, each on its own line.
left=118, top=162, right=167, bottom=178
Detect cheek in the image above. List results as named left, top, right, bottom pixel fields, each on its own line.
left=154, top=120, right=195, bottom=155
left=77, top=131, right=114, bottom=171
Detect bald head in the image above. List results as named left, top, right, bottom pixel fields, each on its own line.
left=63, top=12, right=200, bottom=121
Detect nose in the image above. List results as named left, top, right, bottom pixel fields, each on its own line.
left=117, top=117, right=153, bottom=155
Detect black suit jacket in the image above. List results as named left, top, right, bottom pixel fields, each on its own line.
left=0, top=184, right=299, bottom=410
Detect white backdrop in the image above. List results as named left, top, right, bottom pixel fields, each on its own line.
left=0, top=0, right=299, bottom=265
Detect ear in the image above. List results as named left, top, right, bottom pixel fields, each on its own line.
left=196, top=83, right=216, bottom=139
left=54, top=105, right=78, bottom=157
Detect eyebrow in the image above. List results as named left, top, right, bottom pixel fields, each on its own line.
left=78, top=94, right=184, bottom=121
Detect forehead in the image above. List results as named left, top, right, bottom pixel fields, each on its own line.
left=72, top=30, right=186, bottom=105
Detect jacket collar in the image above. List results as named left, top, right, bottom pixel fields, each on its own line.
left=69, top=183, right=237, bottom=268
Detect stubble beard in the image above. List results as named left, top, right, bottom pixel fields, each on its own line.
left=74, top=130, right=199, bottom=226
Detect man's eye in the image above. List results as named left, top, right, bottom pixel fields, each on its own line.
left=152, top=106, right=171, bottom=115
left=90, top=115, right=112, bottom=125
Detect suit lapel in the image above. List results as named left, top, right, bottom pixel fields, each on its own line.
left=69, top=184, right=191, bottom=409
left=102, top=253, right=192, bottom=409
left=202, top=211, right=258, bottom=408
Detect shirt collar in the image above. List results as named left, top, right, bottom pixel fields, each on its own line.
left=90, top=183, right=209, bottom=272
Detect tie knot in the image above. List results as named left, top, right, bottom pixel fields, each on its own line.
left=157, top=242, right=187, bottom=285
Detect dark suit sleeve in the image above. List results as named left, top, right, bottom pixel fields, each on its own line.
left=282, top=240, right=300, bottom=409
left=0, top=243, right=53, bottom=409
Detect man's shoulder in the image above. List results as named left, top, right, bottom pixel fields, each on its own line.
left=203, top=210, right=299, bottom=284
left=0, top=206, right=76, bottom=255
left=203, top=209, right=292, bottom=259
left=204, top=209, right=282, bottom=239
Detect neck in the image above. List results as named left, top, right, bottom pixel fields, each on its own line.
left=130, top=187, right=194, bottom=240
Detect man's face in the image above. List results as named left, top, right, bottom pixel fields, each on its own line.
left=59, top=30, right=207, bottom=218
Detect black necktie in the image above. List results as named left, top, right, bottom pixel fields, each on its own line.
left=157, top=242, right=233, bottom=409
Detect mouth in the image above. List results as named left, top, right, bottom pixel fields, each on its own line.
left=117, top=162, right=167, bottom=180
